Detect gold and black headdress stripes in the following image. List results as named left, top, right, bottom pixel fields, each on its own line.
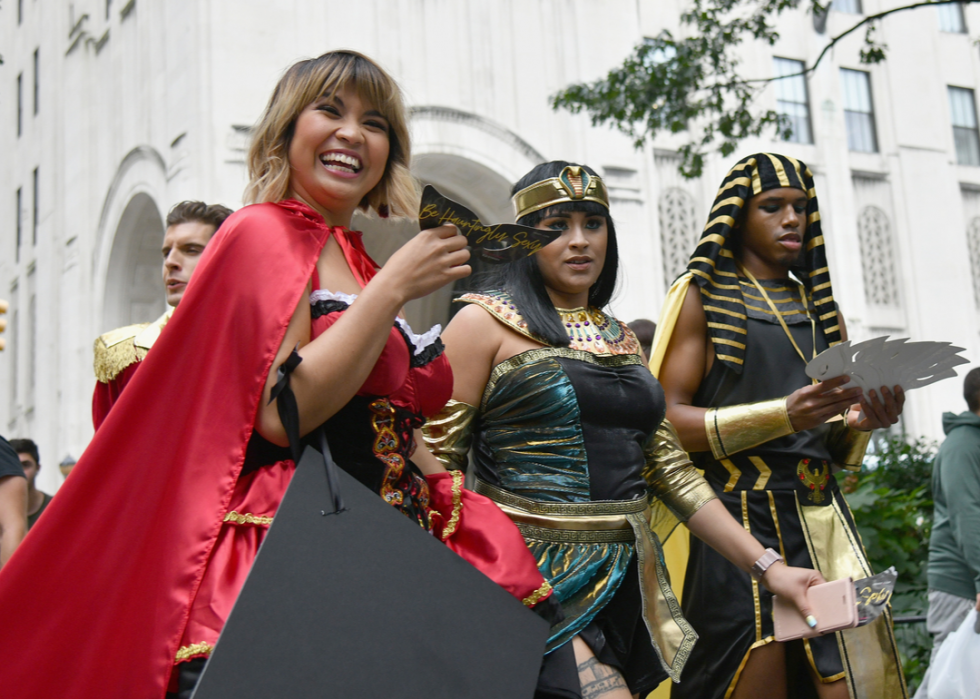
left=512, top=165, right=609, bottom=219
left=687, top=153, right=840, bottom=372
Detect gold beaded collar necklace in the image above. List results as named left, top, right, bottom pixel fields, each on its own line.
left=557, top=307, right=610, bottom=349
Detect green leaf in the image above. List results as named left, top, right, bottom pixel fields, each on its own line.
left=846, top=434, right=937, bottom=692
left=550, top=0, right=977, bottom=179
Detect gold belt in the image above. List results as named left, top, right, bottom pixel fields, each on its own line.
left=475, top=478, right=696, bottom=682
left=474, top=479, right=647, bottom=543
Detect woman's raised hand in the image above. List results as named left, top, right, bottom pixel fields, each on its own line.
left=375, top=224, right=471, bottom=304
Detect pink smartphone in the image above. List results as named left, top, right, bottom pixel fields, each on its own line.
left=773, top=577, right=858, bottom=641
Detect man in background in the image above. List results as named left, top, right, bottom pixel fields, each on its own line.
left=92, top=201, right=233, bottom=428
left=914, top=367, right=980, bottom=698
left=9, top=439, right=50, bottom=529
left=0, top=436, right=27, bottom=568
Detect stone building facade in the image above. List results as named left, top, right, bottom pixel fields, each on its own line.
left=2, top=0, right=979, bottom=495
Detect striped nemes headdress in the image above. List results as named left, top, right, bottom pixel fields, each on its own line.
left=687, top=153, right=841, bottom=373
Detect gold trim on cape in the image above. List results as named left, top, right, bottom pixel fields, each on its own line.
left=439, top=470, right=464, bottom=540
left=766, top=491, right=787, bottom=560
left=223, top=511, right=274, bottom=526
left=522, top=580, right=554, bottom=608
left=175, top=642, right=213, bottom=663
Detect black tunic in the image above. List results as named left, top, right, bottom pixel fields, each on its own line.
left=673, top=279, right=903, bottom=699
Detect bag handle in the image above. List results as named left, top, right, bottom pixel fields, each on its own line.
left=269, top=347, right=346, bottom=515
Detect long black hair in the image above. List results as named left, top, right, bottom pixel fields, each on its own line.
left=481, top=161, right=619, bottom=347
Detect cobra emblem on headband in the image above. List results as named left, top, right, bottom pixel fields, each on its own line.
left=559, top=166, right=589, bottom=199
left=512, top=165, right=610, bottom=219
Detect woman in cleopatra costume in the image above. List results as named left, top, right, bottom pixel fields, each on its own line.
left=0, top=51, right=550, bottom=698
left=424, top=160, right=824, bottom=699
left=652, top=153, right=907, bottom=699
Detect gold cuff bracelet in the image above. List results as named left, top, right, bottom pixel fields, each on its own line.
left=421, top=399, right=477, bottom=471
left=704, top=397, right=795, bottom=461
left=826, top=419, right=872, bottom=472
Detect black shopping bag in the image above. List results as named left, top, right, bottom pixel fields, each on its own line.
left=192, top=445, right=549, bottom=699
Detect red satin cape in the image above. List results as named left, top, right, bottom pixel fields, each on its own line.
left=0, top=200, right=332, bottom=699
left=0, top=198, right=551, bottom=698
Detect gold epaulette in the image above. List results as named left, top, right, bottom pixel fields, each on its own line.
left=93, top=309, right=172, bottom=383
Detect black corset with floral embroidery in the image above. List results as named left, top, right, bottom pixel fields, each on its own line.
left=320, top=395, right=432, bottom=530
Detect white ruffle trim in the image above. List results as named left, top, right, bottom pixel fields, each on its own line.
left=309, top=288, right=358, bottom=305
left=396, top=318, right=443, bottom=357
left=309, top=289, right=441, bottom=357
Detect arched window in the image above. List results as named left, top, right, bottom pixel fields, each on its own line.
left=102, top=192, right=167, bottom=331
left=968, top=216, right=980, bottom=309
left=659, top=187, right=698, bottom=290
left=857, top=205, right=900, bottom=307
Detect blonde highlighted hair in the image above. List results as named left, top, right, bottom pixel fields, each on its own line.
left=245, top=50, right=418, bottom=217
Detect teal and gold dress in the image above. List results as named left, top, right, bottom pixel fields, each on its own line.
left=426, top=290, right=717, bottom=698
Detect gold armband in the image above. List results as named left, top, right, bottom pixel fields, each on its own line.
left=825, top=419, right=872, bottom=472
left=643, top=419, right=717, bottom=522
left=421, top=400, right=477, bottom=470
left=704, top=397, right=795, bottom=461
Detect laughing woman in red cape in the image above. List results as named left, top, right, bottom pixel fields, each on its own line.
left=0, top=50, right=550, bottom=699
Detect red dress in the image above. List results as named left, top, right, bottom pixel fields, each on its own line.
left=0, top=199, right=547, bottom=699
left=176, top=232, right=456, bottom=662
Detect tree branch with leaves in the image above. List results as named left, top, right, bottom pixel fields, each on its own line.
left=552, top=0, right=978, bottom=178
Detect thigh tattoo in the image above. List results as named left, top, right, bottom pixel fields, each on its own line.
left=577, top=656, right=629, bottom=698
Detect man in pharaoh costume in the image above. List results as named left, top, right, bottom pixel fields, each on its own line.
left=92, top=201, right=233, bottom=429
left=651, top=153, right=908, bottom=699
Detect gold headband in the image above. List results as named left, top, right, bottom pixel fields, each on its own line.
left=512, top=165, right=610, bottom=220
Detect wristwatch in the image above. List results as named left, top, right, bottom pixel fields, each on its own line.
left=750, top=548, right=784, bottom=581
